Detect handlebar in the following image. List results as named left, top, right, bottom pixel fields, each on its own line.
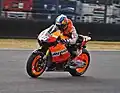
left=80, top=35, right=91, bottom=47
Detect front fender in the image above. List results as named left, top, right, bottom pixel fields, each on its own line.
left=32, top=46, right=43, bottom=55
left=32, top=49, right=41, bottom=54
left=32, top=47, right=49, bottom=58
left=31, top=49, right=45, bottom=59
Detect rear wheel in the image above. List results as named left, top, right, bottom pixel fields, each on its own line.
left=69, top=48, right=90, bottom=76
left=26, top=52, right=46, bottom=78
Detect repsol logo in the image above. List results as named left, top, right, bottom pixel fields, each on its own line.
left=52, top=49, right=68, bottom=56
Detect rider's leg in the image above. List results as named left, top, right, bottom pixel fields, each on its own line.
left=67, top=44, right=77, bottom=59
left=67, top=45, right=86, bottom=69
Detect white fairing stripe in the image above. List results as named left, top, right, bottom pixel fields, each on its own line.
left=38, top=25, right=55, bottom=41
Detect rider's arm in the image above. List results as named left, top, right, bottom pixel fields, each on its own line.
left=67, top=26, right=78, bottom=44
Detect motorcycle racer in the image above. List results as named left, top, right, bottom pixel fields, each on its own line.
left=26, top=15, right=91, bottom=77
left=46, top=14, right=87, bottom=71
left=55, top=14, right=78, bottom=45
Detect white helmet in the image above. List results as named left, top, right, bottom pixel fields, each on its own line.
left=55, top=14, right=68, bottom=30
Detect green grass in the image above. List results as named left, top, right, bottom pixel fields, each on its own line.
left=0, top=39, right=120, bottom=50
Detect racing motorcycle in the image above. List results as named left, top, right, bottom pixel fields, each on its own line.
left=26, top=25, right=91, bottom=78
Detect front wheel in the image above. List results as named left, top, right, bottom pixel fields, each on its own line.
left=69, top=48, right=90, bottom=76
left=26, top=51, right=46, bottom=78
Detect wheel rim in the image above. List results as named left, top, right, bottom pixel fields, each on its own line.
left=76, top=53, right=89, bottom=73
left=31, top=55, right=44, bottom=75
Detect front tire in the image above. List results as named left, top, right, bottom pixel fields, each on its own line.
left=69, top=48, right=90, bottom=76
left=26, top=51, right=46, bottom=78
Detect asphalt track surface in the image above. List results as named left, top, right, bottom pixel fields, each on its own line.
left=0, top=50, right=120, bottom=93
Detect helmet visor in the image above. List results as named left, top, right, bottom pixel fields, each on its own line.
left=56, top=24, right=66, bottom=30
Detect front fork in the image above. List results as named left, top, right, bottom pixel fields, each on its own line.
left=33, top=46, right=50, bottom=59
left=43, top=49, right=50, bottom=60
left=32, top=47, right=50, bottom=66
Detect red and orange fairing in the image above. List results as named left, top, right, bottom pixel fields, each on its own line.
left=49, top=43, right=70, bottom=63
left=49, top=30, right=70, bottom=63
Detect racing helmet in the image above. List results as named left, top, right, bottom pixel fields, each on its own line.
left=55, top=14, right=68, bottom=30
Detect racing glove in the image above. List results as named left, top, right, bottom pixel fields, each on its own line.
left=60, top=39, right=69, bottom=45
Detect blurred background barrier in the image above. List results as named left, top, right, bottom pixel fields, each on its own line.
left=1, top=0, right=120, bottom=24
left=0, top=18, right=120, bottom=41
left=0, top=0, right=120, bottom=41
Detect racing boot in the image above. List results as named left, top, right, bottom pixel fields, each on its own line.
left=69, top=60, right=86, bottom=69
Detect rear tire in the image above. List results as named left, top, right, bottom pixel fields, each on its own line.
left=26, top=51, right=46, bottom=78
left=69, top=48, right=90, bottom=76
